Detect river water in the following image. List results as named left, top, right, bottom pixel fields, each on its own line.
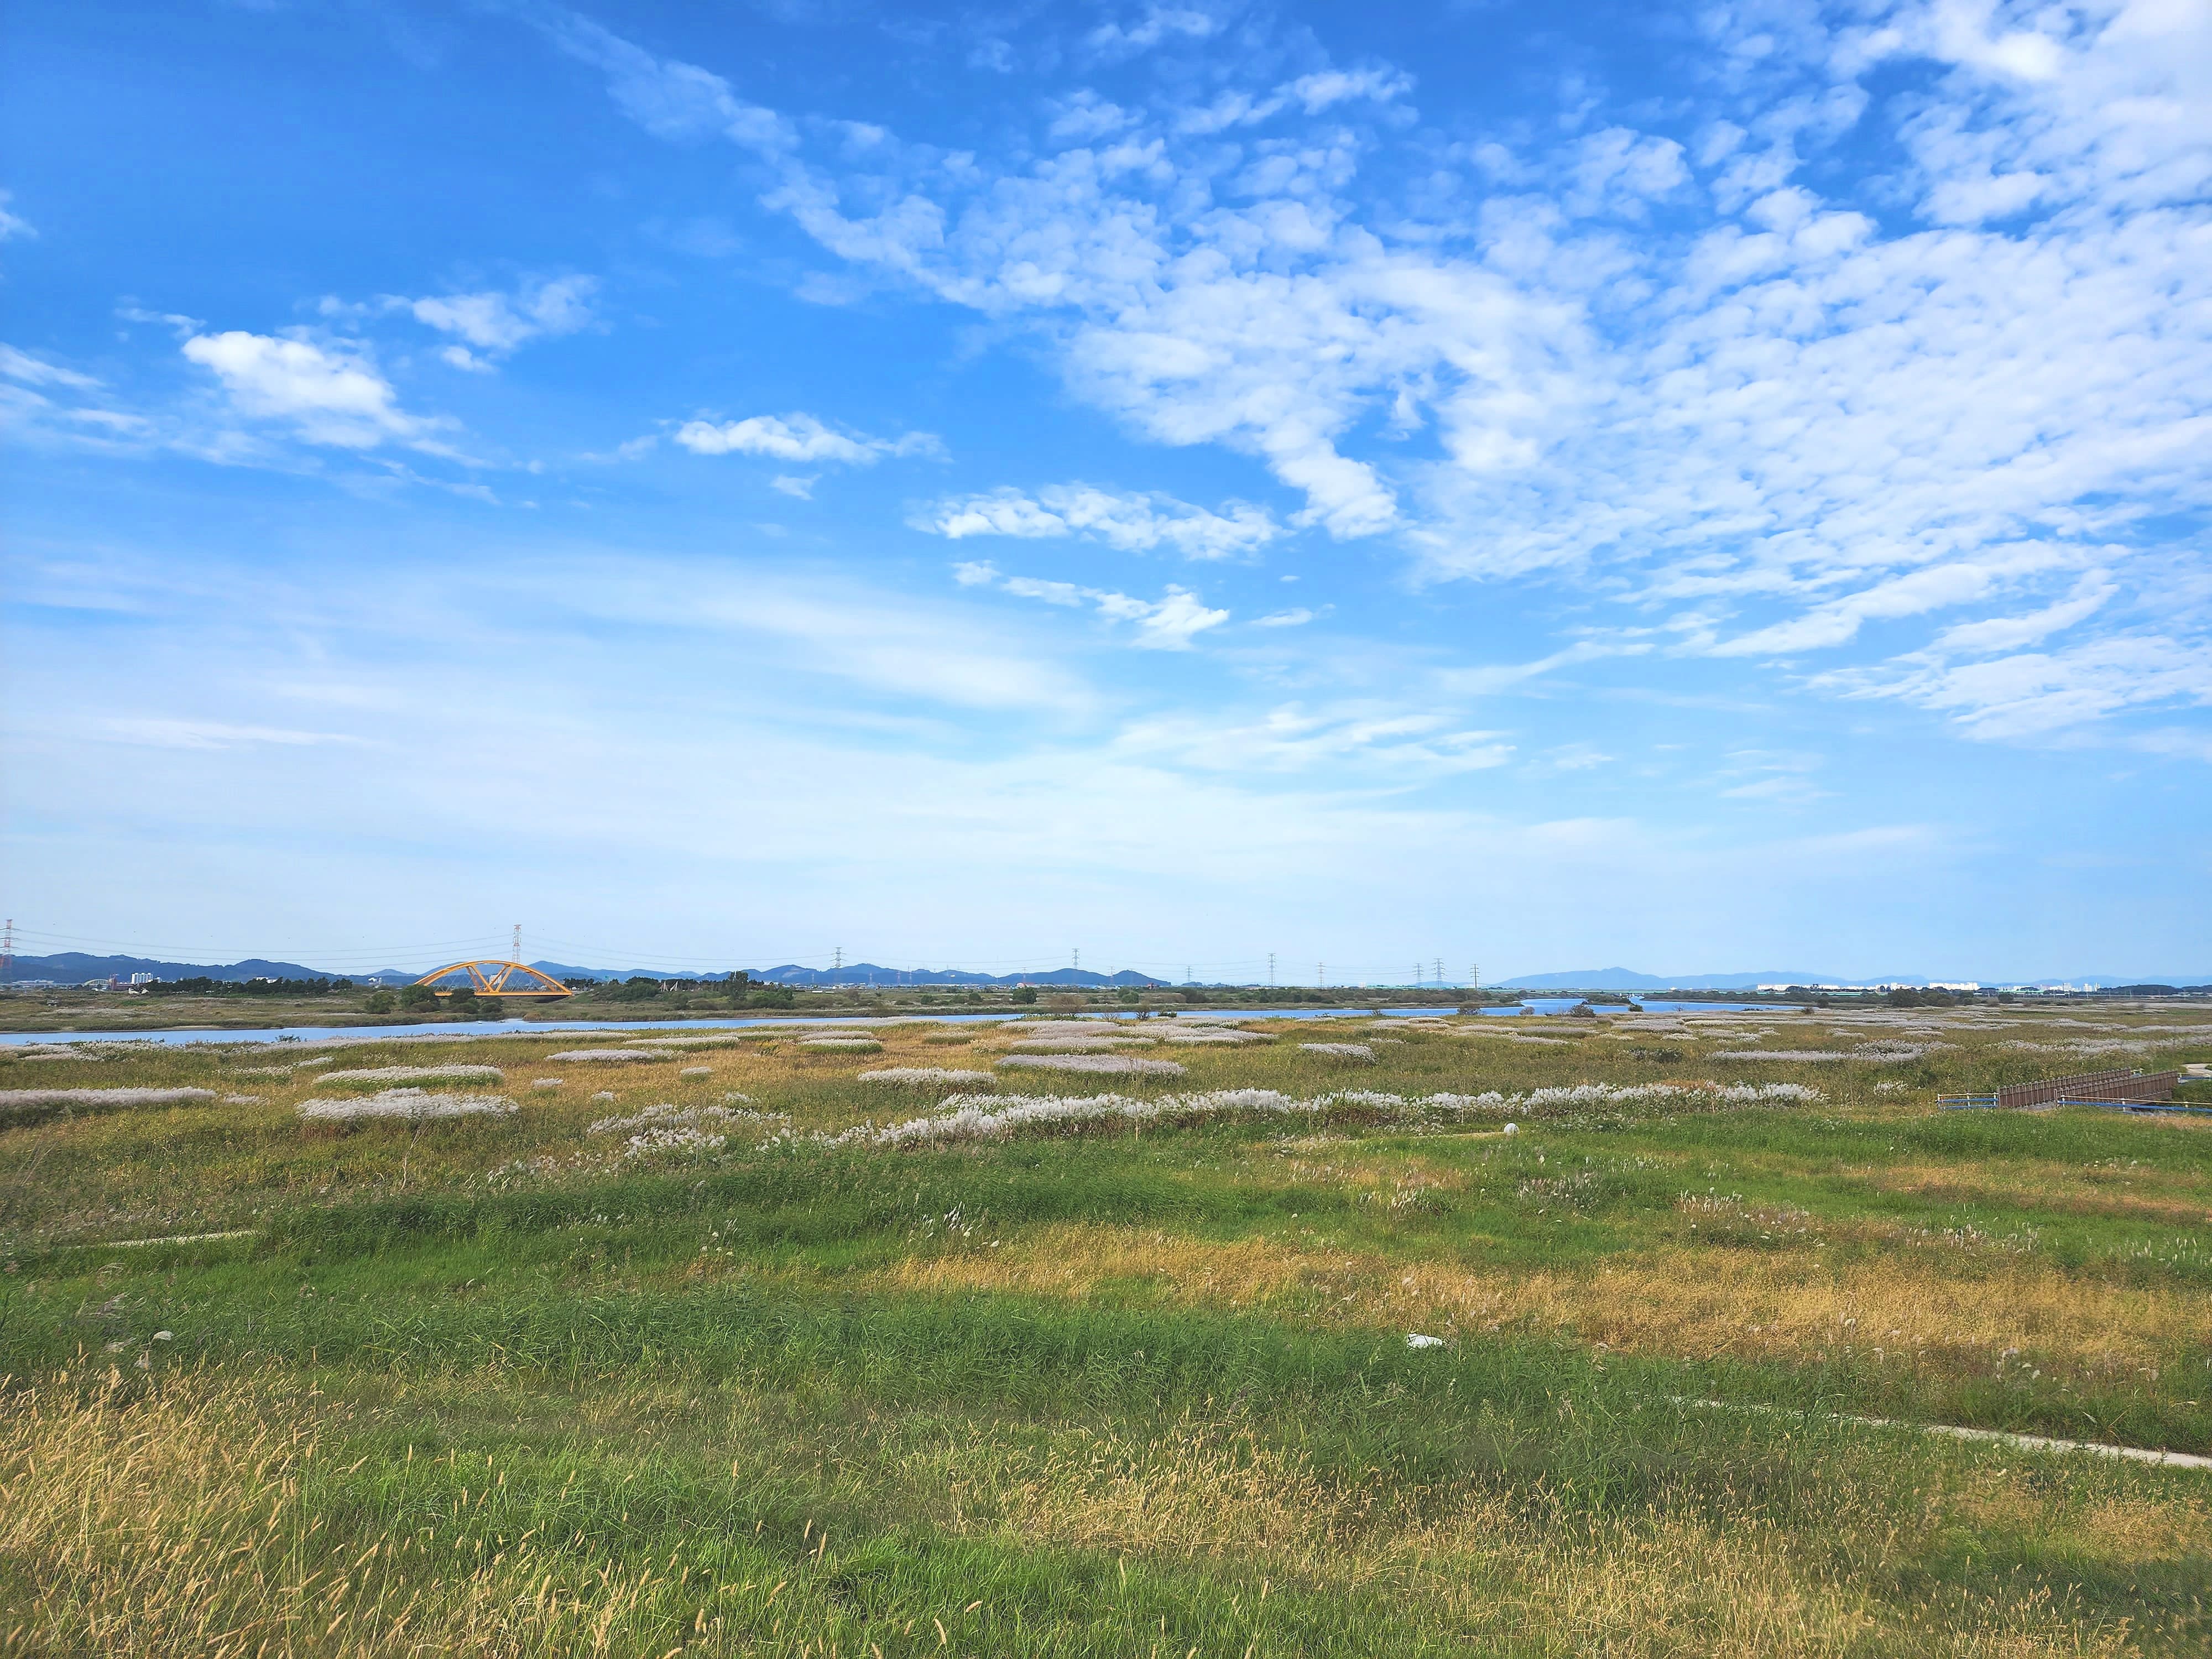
left=0, top=996, right=1777, bottom=1047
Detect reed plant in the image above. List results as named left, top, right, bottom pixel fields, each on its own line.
left=2, top=1003, right=2208, bottom=1653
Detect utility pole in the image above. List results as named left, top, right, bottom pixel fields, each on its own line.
left=512, top=923, right=522, bottom=962
left=1317, top=962, right=1324, bottom=988
left=832, top=946, right=843, bottom=981
left=1471, top=962, right=1479, bottom=992
left=1267, top=952, right=1275, bottom=988
left=1434, top=957, right=1443, bottom=985
left=1, top=919, right=12, bottom=985
left=1073, top=947, right=1079, bottom=974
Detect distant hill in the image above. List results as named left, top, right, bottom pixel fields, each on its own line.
left=3, top=952, right=398, bottom=986
left=10, top=953, right=2202, bottom=995
left=1499, top=968, right=1836, bottom=991
left=535, top=961, right=1171, bottom=988
left=1498, top=968, right=2212, bottom=991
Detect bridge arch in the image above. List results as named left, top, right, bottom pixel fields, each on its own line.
left=412, top=960, right=574, bottom=999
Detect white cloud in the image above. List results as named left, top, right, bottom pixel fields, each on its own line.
left=770, top=474, right=817, bottom=499
left=1003, top=575, right=1087, bottom=607
left=1929, top=571, right=2118, bottom=655
left=964, top=564, right=1230, bottom=649
left=540, top=12, right=794, bottom=151
left=547, top=7, right=2212, bottom=753
left=1112, top=703, right=1511, bottom=777
left=1085, top=6, right=1219, bottom=60
left=406, top=275, right=597, bottom=357
left=1288, top=69, right=1413, bottom=114
left=915, top=484, right=1279, bottom=560
left=1119, top=587, right=1230, bottom=649
left=0, top=345, right=99, bottom=389
left=117, top=305, right=204, bottom=338
left=103, top=718, right=363, bottom=751
left=180, top=331, right=442, bottom=449
left=1253, top=608, right=1314, bottom=627
left=1818, top=632, right=2212, bottom=742
left=1437, top=640, right=1652, bottom=695
left=1707, top=562, right=2018, bottom=658
left=672, top=411, right=941, bottom=465
left=1565, top=127, right=1690, bottom=216
left=0, top=190, right=32, bottom=241
left=1048, top=92, right=1131, bottom=143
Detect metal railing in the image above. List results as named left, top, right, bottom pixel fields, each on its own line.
left=1940, top=1069, right=2195, bottom=1113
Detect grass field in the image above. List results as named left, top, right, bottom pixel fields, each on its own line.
left=3, top=1004, right=2209, bottom=1655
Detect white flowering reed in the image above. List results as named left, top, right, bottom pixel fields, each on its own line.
left=297, top=1089, right=518, bottom=1123
left=587, top=1102, right=784, bottom=1136
left=680, top=1066, right=713, bottom=1078
left=547, top=1050, right=658, bottom=1063
left=1714, top=1050, right=1846, bottom=1062
left=1300, top=1043, right=1375, bottom=1062
left=588, top=1100, right=792, bottom=1157
left=801, top=1038, right=882, bottom=1050
left=1006, top=1036, right=1155, bottom=1052
left=0, top=1087, right=217, bottom=1121
left=702, top=1075, right=1832, bottom=1159
left=222, top=1094, right=262, bottom=1104
left=995, top=1055, right=1187, bottom=1076
left=1157, top=1027, right=1266, bottom=1045
left=859, top=1087, right=1438, bottom=1148
left=619, top=1035, right=756, bottom=1052
left=531, top=1078, right=564, bottom=1091
left=859, top=1067, right=996, bottom=1085
left=624, top=1125, right=729, bottom=1156
left=316, top=1065, right=505, bottom=1084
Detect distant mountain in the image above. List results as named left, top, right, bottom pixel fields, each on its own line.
left=1499, top=968, right=1836, bottom=991
left=2, top=952, right=386, bottom=985
left=1498, top=968, right=2212, bottom=991
left=10, top=952, right=2200, bottom=995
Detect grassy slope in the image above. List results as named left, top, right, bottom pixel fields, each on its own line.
left=2, top=1008, right=2208, bottom=1655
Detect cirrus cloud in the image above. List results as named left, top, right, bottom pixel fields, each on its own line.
left=671, top=411, right=942, bottom=465
left=914, top=483, right=1279, bottom=560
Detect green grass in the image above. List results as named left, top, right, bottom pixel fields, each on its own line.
left=3, top=1004, right=2209, bottom=1654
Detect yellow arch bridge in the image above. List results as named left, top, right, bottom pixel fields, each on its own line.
left=412, top=960, right=574, bottom=1000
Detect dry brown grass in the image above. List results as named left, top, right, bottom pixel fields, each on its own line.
left=0, top=1375, right=699, bottom=1657
left=980, top=1416, right=2158, bottom=1658
left=1861, top=1162, right=2212, bottom=1227
left=881, top=1222, right=2209, bottom=1380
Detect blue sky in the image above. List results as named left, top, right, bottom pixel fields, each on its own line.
left=3, top=0, right=2208, bottom=983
